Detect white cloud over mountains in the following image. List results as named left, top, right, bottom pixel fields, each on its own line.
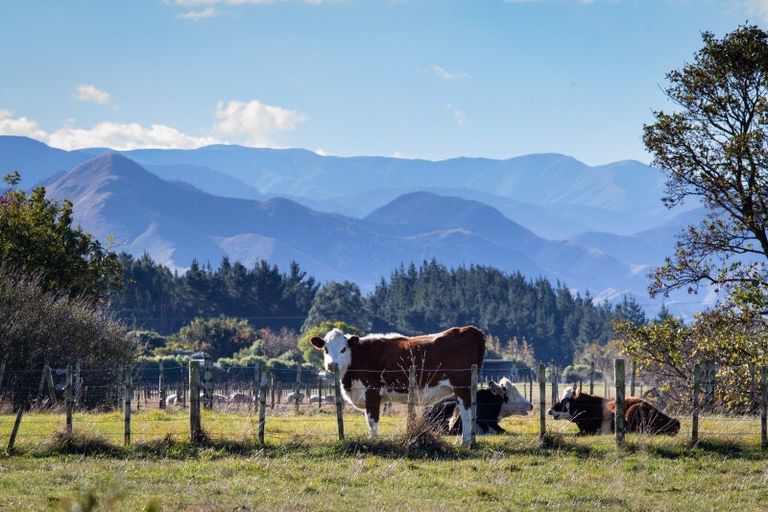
left=75, top=84, right=111, bottom=105
left=0, top=98, right=306, bottom=150
left=214, top=99, right=306, bottom=147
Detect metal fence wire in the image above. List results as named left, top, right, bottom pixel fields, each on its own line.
left=0, top=359, right=766, bottom=452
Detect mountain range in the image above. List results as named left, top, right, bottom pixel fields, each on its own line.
left=0, top=135, right=710, bottom=316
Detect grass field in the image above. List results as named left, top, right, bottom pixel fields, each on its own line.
left=1, top=406, right=767, bottom=511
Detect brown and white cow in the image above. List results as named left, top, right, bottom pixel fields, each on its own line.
left=310, top=325, right=485, bottom=444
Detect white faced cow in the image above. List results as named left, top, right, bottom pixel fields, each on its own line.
left=310, top=326, right=485, bottom=444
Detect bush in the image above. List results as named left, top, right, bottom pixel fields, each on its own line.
left=562, top=364, right=604, bottom=385
left=0, top=266, right=132, bottom=405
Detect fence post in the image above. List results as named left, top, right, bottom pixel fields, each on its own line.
left=528, top=368, right=533, bottom=404
left=538, top=363, right=546, bottom=442
left=295, top=364, right=302, bottom=414
left=270, top=374, right=276, bottom=409
left=630, top=360, right=636, bottom=397
left=189, top=360, right=202, bottom=443
left=589, top=361, right=595, bottom=395
left=117, top=364, right=124, bottom=411
left=65, top=365, right=73, bottom=436
left=123, top=365, right=132, bottom=446
left=74, top=361, right=81, bottom=408
left=203, top=357, right=213, bottom=410
left=691, top=363, right=700, bottom=446
left=318, top=372, right=323, bottom=410
left=159, top=361, right=166, bottom=410
left=35, top=365, right=46, bottom=407
left=760, top=365, right=767, bottom=451
left=7, top=404, right=25, bottom=453
left=470, top=364, right=478, bottom=447
left=550, top=366, right=558, bottom=406
left=614, top=359, right=625, bottom=449
left=258, top=367, right=267, bottom=444
left=44, top=365, right=57, bottom=407
left=330, top=363, right=345, bottom=441
left=407, top=365, right=416, bottom=429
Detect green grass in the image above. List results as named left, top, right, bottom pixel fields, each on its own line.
left=0, top=407, right=766, bottom=511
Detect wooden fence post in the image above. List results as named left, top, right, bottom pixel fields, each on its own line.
left=258, top=366, right=267, bottom=444
left=551, top=366, right=559, bottom=406
left=470, top=364, right=478, bottom=447
left=117, top=364, right=124, bottom=411
left=589, top=361, right=595, bottom=395
left=7, top=404, right=25, bottom=453
left=189, top=360, right=202, bottom=443
left=65, top=365, right=73, bottom=436
left=691, top=363, right=700, bottom=446
left=203, top=357, right=213, bottom=411
left=45, top=365, right=57, bottom=407
left=760, top=366, right=767, bottom=451
left=124, top=365, right=132, bottom=446
left=74, top=361, right=81, bottom=408
left=35, top=365, right=46, bottom=407
left=538, top=363, right=546, bottom=442
left=329, top=363, right=344, bottom=441
left=630, top=360, right=636, bottom=397
left=407, top=365, right=416, bottom=429
left=318, top=372, right=323, bottom=410
left=614, top=359, right=625, bottom=449
left=295, top=364, right=302, bottom=414
left=159, top=361, right=166, bottom=410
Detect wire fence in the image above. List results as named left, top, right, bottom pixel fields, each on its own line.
left=0, top=359, right=766, bottom=452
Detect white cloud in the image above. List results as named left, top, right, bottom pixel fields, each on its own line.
left=214, top=99, right=306, bottom=146
left=431, top=65, right=470, bottom=81
left=0, top=97, right=305, bottom=150
left=47, top=122, right=219, bottom=150
left=0, top=110, right=49, bottom=140
left=176, top=7, right=218, bottom=19
left=75, top=84, right=111, bottom=105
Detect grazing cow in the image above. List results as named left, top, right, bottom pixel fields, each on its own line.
left=424, top=377, right=533, bottom=434
left=310, top=326, right=485, bottom=444
left=548, top=387, right=680, bottom=435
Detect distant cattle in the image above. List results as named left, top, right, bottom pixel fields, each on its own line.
left=310, top=326, right=485, bottom=444
left=231, top=393, right=254, bottom=405
left=548, top=387, right=680, bottom=435
left=424, top=377, right=533, bottom=434
left=286, top=391, right=304, bottom=404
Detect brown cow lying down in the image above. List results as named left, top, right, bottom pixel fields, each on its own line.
left=547, top=387, right=680, bottom=435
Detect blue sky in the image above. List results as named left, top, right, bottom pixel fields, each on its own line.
left=0, top=0, right=764, bottom=164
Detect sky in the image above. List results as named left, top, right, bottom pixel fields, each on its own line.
left=0, top=0, right=766, bottom=165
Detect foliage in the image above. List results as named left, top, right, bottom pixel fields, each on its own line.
left=574, top=340, right=629, bottom=382
left=0, top=173, right=121, bottom=297
left=643, top=25, right=768, bottom=303
left=171, top=316, right=258, bottom=360
left=127, top=330, right=167, bottom=357
left=298, top=321, right=361, bottom=367
left=368, top=261, right=621, bottom=364
left=302, top=281, right=371, bottom=332
left=112, top=254, right=318, bottom=334
left=0, top=265, right=132, bottom=403
left=562, top=364, right=604, bottom=385
left=485, top=335, right=536, bottom=367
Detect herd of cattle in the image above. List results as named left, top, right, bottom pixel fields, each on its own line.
left=310, top=325, right=680, bottom=440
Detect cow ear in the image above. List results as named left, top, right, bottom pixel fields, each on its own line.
left=309, top=336, right=325, bottom=350
left=348, top=335, right=359, bottom=345
left=489, top=381, right=504, bottom=396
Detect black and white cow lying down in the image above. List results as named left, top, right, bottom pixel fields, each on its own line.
left=424, top=377, right=533, bottom=434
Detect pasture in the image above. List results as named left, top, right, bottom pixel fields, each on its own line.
left=1, top=405, right=767, bottom=511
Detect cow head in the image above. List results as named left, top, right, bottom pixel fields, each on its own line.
left=489, top=377, right=534, bottom=416
left=310, top=328, right=358, bottom=373
left=547, top=386, right=576, bottom=420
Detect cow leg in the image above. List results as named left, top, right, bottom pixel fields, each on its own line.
left=364, top=388, right=381, bottom=437
left=455, top=395, right=472, bottom=445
